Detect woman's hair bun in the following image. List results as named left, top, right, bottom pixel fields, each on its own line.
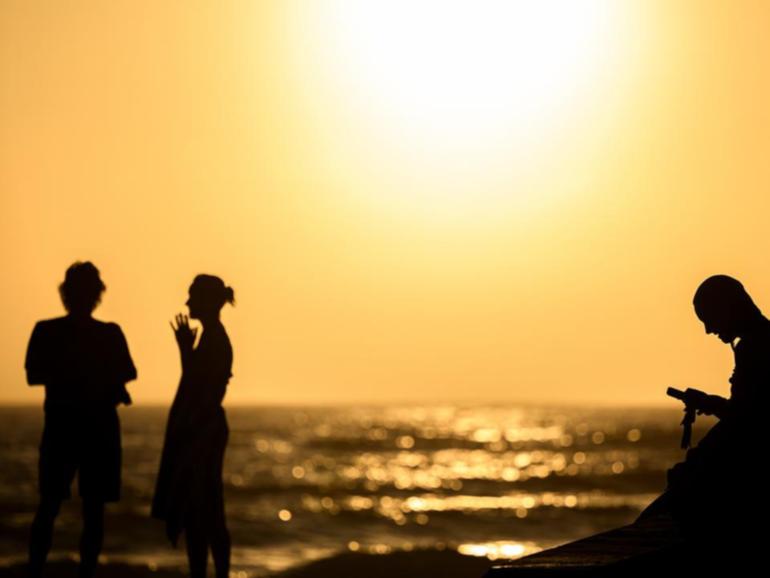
left=224, top=286, right=235, bottom=306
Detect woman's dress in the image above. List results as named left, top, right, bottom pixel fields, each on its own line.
left=152, top=323, right=232, bottom=545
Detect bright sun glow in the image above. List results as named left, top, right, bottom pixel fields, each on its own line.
left=293, top=0, right=630, bottom=221
left=331, top=1, right=612, bottom=141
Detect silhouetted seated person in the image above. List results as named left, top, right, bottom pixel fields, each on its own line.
left=25, top=262, right=136, bottom=578
left=640, top=275, right=770, bottom=557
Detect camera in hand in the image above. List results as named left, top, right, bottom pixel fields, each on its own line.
left=667, top=387, right=712, bottom=450
left=667, top=386, right=710, bottom=410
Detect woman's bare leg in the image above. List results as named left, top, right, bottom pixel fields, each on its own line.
left=185, top=513, right=209, bottom=578
left=210, top=506, right=230, bottom=578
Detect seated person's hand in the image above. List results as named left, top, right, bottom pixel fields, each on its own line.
left=695, top=394, right=727, bottom=416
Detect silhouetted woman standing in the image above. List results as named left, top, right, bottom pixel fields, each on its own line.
left=152, top=275, right=234, bottom=578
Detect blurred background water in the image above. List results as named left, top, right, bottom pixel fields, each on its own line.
left=0, top=404, right=706, bottom=576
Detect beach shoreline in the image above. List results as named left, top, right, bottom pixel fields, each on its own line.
left=0, top=549, right=494, bottom=578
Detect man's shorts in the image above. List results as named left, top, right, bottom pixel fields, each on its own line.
left=38, top=406, right=121, bottom=502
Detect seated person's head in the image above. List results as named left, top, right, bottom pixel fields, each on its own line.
left=694, top=275, right=762, bottom=343
left=59, top=261, right=105, bottom=316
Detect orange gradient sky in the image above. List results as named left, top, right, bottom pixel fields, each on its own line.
left=2, top=0, right=770, bottom=405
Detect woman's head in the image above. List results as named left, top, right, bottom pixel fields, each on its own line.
left=186, top=274, right=235, bottom=320
left=59, top=261, right=106, bottom=315
left=693, top=275, right=762, bottom=343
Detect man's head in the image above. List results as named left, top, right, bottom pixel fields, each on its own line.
left=693, top=275, right=761, bottom=343
left=59, top=261, right=106, bottom=316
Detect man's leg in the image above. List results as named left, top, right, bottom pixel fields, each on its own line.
left=28, top=496, right=62, bottom=578
left=79, top=498, right=104, bottom=578
left=78, top=406, right=120, bottom=578
left=31, top=409, right=74, bottom=577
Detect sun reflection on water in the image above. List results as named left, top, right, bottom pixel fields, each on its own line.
left=458, top=541, right=541, bottom=560
left=301, top=490, right=655, bottom=521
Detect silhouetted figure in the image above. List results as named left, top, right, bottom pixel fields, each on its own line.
left=25, top=262, right=136, bottom=578
left=640, top=275, right=770, bottom=557
left=152, top=275, right=235, bottom=578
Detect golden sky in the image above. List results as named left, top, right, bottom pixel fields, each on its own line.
left=2, top=0, right=770, bottom=405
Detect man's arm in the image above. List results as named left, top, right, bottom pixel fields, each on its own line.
left=110, top=323, right=137, bottom=382
left=24, top=322, right=48, bottom=386
left=109, top=323, right=137, bottom=405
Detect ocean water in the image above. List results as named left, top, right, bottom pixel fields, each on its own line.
left=0, top=404, right=707, bottom=575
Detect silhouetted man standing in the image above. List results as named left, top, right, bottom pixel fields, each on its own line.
left=25, top=262, right=136, bottom=578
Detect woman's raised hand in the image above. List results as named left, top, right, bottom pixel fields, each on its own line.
left=170, top=313, right=197, bottom=352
